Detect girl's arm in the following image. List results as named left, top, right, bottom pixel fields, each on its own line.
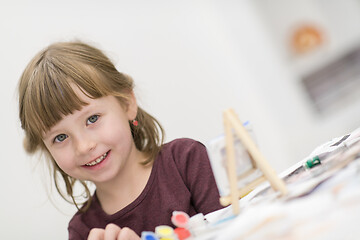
left=174, top=139, right=223, bottom=214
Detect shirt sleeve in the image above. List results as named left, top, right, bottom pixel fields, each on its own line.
left=68, top=227, right=83, bottom=240
left=174, top=139, right=224, bottom=215
left=68, top=214, right=90, bottom=240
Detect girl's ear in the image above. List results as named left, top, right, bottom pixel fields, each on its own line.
left=126, top=91, right=138, bottom=120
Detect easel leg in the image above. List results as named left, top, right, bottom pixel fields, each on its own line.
left=224, top=111, right=240, bottom=214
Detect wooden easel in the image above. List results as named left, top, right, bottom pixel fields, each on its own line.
left=219, top=108, right=288, bottom=214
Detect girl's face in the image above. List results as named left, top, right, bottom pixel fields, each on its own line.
left=43, top=86, right=138, bottom=184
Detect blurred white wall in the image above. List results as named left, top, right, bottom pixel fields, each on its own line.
left=1, top=0, right=359, bottom=239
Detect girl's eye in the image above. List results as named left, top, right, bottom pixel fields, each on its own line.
left=54, top=134, right=68, bottom=143
left=87, top=115, right=99, bottom=125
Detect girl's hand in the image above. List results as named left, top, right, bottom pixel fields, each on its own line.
left=87, top=223, right=140, bottom=240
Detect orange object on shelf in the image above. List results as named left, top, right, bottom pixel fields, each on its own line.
left=291, top=25, right=323, bottom=54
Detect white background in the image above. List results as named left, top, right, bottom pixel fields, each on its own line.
left=1, top=0, right=359, bottom=239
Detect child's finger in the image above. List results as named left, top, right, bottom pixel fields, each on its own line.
left=104, top=223, right=121, bottom=240
left=87, top=228, right=105, bottom=240
left=117, top=227, right=140, bottom=240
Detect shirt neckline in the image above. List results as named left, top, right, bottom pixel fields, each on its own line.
left=92, top=153, right=160, bottom=221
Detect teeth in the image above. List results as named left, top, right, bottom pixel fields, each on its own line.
left=85, top=152, right=108, bottom=166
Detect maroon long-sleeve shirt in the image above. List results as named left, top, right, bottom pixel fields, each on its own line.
left=68, top=138, right=223, bottom=239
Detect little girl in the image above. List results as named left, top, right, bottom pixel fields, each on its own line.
left=18, top=41, right=223, bottom=240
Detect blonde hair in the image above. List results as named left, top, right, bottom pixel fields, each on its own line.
left=18, top=41, right=164, bottom=211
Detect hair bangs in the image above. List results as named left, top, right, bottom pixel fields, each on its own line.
left=22, top=50, right=122, bottom=140
left=54, top=59, right=102, bottom=95
left=25, top=65, right=91, bottom=138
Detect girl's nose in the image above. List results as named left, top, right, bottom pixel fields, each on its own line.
left=75, top=135, right=96, bottom=155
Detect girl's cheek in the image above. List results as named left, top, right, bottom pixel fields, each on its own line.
left=52, top=150, right=73, bottom=168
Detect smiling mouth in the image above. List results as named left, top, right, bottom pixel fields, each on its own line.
left=85, top=152, right=109, bottom=166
